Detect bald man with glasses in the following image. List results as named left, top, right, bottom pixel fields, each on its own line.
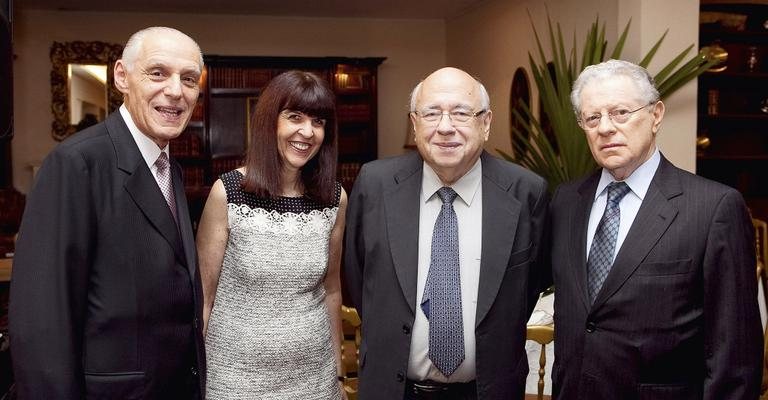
left=345, top=67, right=549, bottom=400
left=548, top=59, right=762, bottom=399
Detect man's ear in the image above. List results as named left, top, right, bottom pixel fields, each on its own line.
left=651, top=101, right=665, bottom=134
left=483, top=109, right=493, bottom=140
left=113, top=60, right=129, bottom=95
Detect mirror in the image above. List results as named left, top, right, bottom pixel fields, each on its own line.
left=50, top=41, right=123, bottom=141
left=69, top=64, right=107, bottom=125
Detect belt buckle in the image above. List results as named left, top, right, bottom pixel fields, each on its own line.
left=413, top=381, right=448, bottom=393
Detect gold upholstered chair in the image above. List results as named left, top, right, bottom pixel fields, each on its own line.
left=340, top=305, right=362, bottom=400
left=753, top=218, right=768, bottom=400
left=525, top=324, right=554, bottom=400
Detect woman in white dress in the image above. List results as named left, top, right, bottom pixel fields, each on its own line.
left=196, top=70, right=347, bottom=399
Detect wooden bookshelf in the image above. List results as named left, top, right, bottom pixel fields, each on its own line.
left=697, top=2, right=768, bottom=220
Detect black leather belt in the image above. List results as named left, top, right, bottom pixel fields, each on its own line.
left=405, top=379, right=476, bottom=398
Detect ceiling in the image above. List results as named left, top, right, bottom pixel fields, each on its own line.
left=18, top=0, right=489, bottom=19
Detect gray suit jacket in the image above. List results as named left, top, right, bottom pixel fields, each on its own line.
left=549, top=155, right=762, bottom=399
left=345, top=150, right=549, bottom=400
left=10, top=112, right=206, bottom=399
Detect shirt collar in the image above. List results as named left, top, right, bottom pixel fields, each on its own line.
left=595, top=148, right=660, bottom=201
left=422, top=158, right=482, bottom=206
left=120, top=104, right=168, bottom=169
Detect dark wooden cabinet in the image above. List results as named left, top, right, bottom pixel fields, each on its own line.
left=697, top=2, right=768, bottom=220
left=170, top=56, right=385, bottom=230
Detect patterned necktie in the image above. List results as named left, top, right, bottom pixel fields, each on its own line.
left=154, top=152, right=178, bottom=224
left=421, top=186, right=465, bottom=376
left=587, top=181, right=631, bottom=303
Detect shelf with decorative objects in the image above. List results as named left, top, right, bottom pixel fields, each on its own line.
left=697, top=2, right=768, bottom=220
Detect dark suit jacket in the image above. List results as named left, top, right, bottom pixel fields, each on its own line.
left=9, top=112, right=206, bottom=399
left=345, top=150, right=549, bottom=400
left=549, top=155, right=762, bottom=400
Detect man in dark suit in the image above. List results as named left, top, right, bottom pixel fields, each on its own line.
left=345, top=67, right=549, bottom=400
left=550, top=59, right=762, bottom=399
left=10, top=27, right=206, bottom=399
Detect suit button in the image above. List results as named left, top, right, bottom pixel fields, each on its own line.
left=586, top=321, right=596, bottom=333
left=402, top=324, right=411, bottom=335
left=396, top=371, right=405, bottom=382
left=193, top=318, right=200, bottom=329
left=190, top=367, right=198, bottom=377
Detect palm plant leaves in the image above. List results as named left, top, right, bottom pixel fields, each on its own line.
left=501, top=11, right=723, bottom=191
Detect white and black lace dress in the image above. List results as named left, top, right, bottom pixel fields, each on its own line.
left=205, top=170, right=341, bottom=400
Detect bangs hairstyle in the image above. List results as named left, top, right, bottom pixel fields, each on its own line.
left=242, top=70, right=338, bottom=204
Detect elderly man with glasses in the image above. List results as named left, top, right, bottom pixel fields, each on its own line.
left=344, top=67, right=549, bottom=400
left=547, top=59, right=762, bottom=399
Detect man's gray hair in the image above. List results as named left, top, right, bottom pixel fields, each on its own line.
left=121, top=27, right=204, bottom=72
left=409, top=76, right=491, bottom=112
left=570, top=59, right=659, bottom=114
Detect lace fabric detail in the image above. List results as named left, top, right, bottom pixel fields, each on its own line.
left=207, top=169, right=342, bottom=399
left=227, top=203, right=338, bottom=235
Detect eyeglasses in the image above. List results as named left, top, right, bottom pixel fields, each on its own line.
left=412, top=109, right=487, bottom=126
left=578, top=103, right=652, bottom=129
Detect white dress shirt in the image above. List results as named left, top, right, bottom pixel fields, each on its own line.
left=407, top=158, right=482, bottom=383
left=119, top=104, right=171, bottom=186
left=586, top=149, right=661, bottom=263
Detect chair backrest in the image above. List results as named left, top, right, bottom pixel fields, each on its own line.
left=755, top=218, right=767, bottom=276
left=759, top=260, right=768, bottom=400
left=753, top=218, right=768, bottom=399
left=526, top=324, right=554, bottom=400
left=340, top=305, right=361, bottom=400
left=0, top=189, right=25, bottom=256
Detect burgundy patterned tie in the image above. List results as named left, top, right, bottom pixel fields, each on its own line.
left=154, top=152, right=178, bottom=224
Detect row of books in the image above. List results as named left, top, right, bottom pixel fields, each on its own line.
left=191, top=102, right=204, bottom=120
left=170, top=132, right=203, bottom=157
left=211, top=157, right=244, bottom=178
left=180, top=158, right=243, bottom=188
left=208, top=67, right=273, bottom=89
left=337, top=103, right=371, bottom=122
left=338, top=162, right=362, bottom=191
left=182, top=166, right=206, bottom=188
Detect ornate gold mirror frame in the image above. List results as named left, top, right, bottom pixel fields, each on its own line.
left=50, top=41, right=123, bottom=141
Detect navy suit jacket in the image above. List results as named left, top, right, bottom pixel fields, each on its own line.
left=10, top=112, right=206, bottom=399
left=345, top=151, right=549, bottom=400
left=549, top=155, right=762, bottom=399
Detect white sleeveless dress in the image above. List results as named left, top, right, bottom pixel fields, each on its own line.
left=205, top=170, right=341, bottom=399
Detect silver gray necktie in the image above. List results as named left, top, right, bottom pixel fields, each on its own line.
left=421, top=186, right=464, bottom=376
left=587, top=181, right=631, bottom=303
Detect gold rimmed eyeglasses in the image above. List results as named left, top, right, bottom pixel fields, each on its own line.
left=578, top=103, right=653, bottom=129
left=412, top=109, right=487, bottom=127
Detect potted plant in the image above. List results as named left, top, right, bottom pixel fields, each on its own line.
left=499, top=11, right=724, bottom=190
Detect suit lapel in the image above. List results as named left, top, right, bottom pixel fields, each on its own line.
left=107, top=113, right=186, bottom=265
left=591, top=156, right=681, bottom=309
left=172, top=160, right=197, bottom=276
left=573, top=174, right=600, bottom=311
left=384, top=152, right=423, bottom=314
left=476, top=153, right=521, bottom=327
